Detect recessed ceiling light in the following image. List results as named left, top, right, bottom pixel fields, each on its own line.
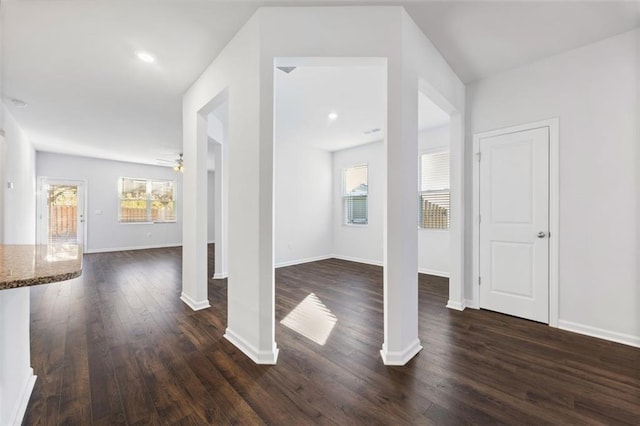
left=136, top=51, right=155, bottom=63
left=328, top=112, right=338, bottom=121
left=9, top=98, right=28, bottom=109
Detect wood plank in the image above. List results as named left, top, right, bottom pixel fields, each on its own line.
left=22, top=246, right=640, bottom=425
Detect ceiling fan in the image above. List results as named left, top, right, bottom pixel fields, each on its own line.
left=155, top=153, right=184, bottom=172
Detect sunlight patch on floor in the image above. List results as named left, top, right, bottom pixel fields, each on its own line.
left=280, top=293, right=337, bottom=345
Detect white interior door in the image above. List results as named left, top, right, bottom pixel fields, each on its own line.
left=38, top=178, right=86, bottom=250
left=479, top=127, right=549, bottom=323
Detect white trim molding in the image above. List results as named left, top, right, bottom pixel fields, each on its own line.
left=446, top=300, right=465, bottom=311
left=275, top=255, right=332, bottom=269
left=418, top=268, right=449, bottom=278
left=464, top=298, right=480, bottom=309
left=558, top=320, right=640, bottom=348
left=331, top=254, right=383, bottom=267
left=8, top=370, right=36, bottom=426
left=224, top=328, right=279, bottom=365
left=87, top=243, right=182, bottom=254
left=180, top=293, right=211, bottom=311
left=472, top=118, right=560, bottom=327
left=212, top=272, right=228, bottom=280
left=380, top=339, right=423, bottom=366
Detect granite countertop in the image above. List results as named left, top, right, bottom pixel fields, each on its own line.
left=0, top=244, right=83, bottom=290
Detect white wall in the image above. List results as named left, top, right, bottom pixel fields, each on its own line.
left=332, top=141, right=384, bottom=265
left=0, top=133, right=5, bottom=244
left=37, top=152, right=183, bottom=252
left=419, top=125, right=450, bottom=277
left=0, top=6, right=4, bottom=244
left=0, top=104, right=36, bottom=425
left=275, top=140, right=332, bottom=266
left=0, top=287, right=33, bottom=425
left=466, top=29, right=639, bottom=346
left=207, top=171, right=215, bottom=243
left=3, top=106, right=36, bottom=244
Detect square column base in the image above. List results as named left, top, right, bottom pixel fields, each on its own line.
left=224, top=328, right=279, bottom=365
left=380, top=338, right=423, bottom=366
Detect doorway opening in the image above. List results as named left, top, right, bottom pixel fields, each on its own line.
left=417, top=93, right=451, bottom=277
left=206, top=96, right=228, bottom=281
left=273, top=57, right=386, bottom=351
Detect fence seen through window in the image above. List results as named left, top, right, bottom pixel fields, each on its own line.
left=118, top=177, right=176, bottom=223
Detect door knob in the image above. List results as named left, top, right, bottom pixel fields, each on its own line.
left=537, top=231, right=546, bottom=238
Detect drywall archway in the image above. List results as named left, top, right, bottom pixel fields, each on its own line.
left=182, top=6, right=465, bottom=365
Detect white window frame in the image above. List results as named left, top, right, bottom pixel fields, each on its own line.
left=118, top=177, right=177, bottom=224
left=342, top=164, right=369, bottom=227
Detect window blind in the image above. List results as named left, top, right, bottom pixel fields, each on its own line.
left=420, top=151, right=450, bottom=229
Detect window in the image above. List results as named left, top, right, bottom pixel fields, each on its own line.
left=118, top=177, right=176, bottom=223
left=343, top=165, right=368, bottom=225
left=419, top=151, right=449, bottom=229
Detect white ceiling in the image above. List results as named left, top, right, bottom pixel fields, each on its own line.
left=2, top=1, right=638, bottom=165
left=405, top=1, right=640, bottom=83
left=275, top=65, right=387, bottom=152
left=2, top=1, right=258, bottom=165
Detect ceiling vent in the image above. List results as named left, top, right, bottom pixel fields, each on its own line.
left=276, top=66, right=297, bottom=74
left=9, top=98, right=28, bottom=109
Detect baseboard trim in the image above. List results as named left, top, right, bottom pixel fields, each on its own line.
left=275, top=255, right=332, bottom=268
left=212, top=272, right=228, bottom=280
left=180, top=293, right=211, bottom=311
left=558, top=320, right=640, bottom=348
left=446, top=300, right=465, bottom=311
left=8, top=369, right=36, bottom=426
left=380, top=338, right=423, bottom=366
left=87, top=243, right=181, bottom=254
left=465, top=298, right=480, bottom=309
left=418, top=268, right=450, bottom=278
left=331, top=254, right=383, bottom=267
left=327, top=256, right=449, bottom=276
left=224, top=328, right=279, bottom=365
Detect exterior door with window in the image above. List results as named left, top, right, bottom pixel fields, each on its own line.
left=38, top=178, right=86, bottom=249
left=479, top=127, right=549, bottom=323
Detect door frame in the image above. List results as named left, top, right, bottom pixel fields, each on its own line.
left=37, top=177, right=88, bottom=252
left=472, top=118, right=559, bottom=327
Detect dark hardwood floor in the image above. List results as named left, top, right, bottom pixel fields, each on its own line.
left=23, top=246, right=640, bottom=425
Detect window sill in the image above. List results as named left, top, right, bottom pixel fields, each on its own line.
left=418, top=227, right=450, bottom=232
left=343, top=223, right=368, bottom=228
left=118, top=221, right=177, bottom=225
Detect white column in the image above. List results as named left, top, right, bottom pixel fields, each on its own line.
left=181, top=112, right=210, bottom=310
left=0, top=287, right=36, bottom=425
left=447, top=112, right=466, bottom=310
left=223, top=62, right=278, bottom=364
left=381, top=59, right=422, bottom=365
left=212, top=140, right=228, bottom=280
